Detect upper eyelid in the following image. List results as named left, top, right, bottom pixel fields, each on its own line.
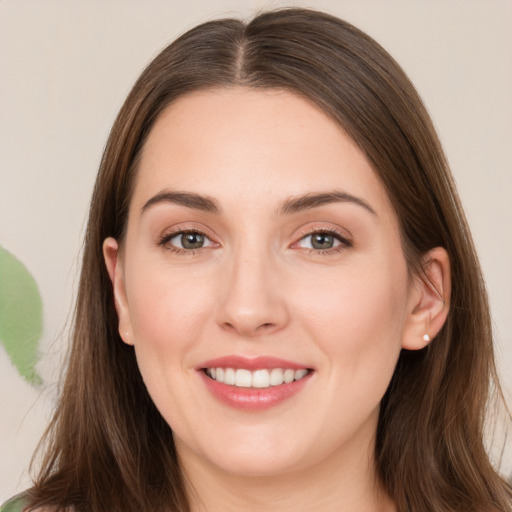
left=160, top=229, right=214, bottom=244
left=158, top=222, right=217, bottom=240
left=168, top=229, right=211, bottom=240
left=293, top=224, right=352, bottom=241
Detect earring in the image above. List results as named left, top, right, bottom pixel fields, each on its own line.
left=423, top=334, right=431, bottom=342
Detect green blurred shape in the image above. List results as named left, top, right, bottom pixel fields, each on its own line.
left=0, top=244, right=43, bottom=386
left=0, top=492, right=28, bottom=511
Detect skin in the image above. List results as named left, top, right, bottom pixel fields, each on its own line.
left=104, top=87, right=450, bottom=512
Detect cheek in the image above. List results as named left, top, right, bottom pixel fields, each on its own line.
left=124, top=260, right=214, bottom=361
left=123, top=262, right=217, bottom=427
left=295, top=257, right=408, bottom=381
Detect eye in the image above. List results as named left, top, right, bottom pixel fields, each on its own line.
left=295, top=230, right=352, bottom=252
left=162, top=230, right=215, bottom=251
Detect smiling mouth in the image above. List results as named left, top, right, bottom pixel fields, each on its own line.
left=204, top=367, right=312, bottom=388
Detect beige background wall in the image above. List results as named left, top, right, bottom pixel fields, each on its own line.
left=1, top=0, right=511, bottom=501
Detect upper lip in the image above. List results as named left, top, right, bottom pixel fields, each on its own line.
left=197, top=355, right=313, bottom=371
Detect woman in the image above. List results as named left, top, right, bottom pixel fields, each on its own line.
left=3, top=7, right=511, bottom=512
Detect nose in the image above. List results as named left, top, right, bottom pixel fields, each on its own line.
left=215, top=250, right=290, bottom=338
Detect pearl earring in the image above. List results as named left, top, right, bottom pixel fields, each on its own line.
left=423, top=334, right=431, bottom=342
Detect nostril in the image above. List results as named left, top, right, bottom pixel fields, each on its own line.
left=254, top=322, right=277, bottom=334
left=221, top=320, right=277, bottom=337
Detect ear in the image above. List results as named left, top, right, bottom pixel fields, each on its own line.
left=402, top=247, right=451, bottom=350
left=103, top=237, right=134, bottom=346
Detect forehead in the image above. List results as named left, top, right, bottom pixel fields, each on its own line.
left=131, top=87, right=393, bottom=219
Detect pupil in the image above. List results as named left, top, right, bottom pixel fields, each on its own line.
left=182, top=232, right=204, bottom=249
left=311, top=234, right=333, bottom=249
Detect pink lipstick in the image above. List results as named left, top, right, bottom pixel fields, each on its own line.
left=197, top=356, right=314, bottom=411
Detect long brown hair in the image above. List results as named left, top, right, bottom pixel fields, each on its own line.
left=28, top=8, right=511, bottom=511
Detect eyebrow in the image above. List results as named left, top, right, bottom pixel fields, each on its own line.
left=140, top=189, right=376, bottom=216
left=278, top=191, right=376, bottom=216
left=141, top=191, right=221, bottom=214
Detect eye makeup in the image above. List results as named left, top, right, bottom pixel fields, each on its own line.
left=156, top=224, right=353, bottom=258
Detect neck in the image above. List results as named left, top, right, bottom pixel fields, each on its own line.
left=178, top=432, right=396, bottom=512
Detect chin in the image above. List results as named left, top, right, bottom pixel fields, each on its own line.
left=175, top=427, right=310, bottom=478
left=211, top=451, right=304, bottom=478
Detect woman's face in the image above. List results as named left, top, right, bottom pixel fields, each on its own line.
left=105, top=88, right=425, bottom=478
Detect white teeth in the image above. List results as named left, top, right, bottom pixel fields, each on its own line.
left=270, top=368, right=284, bottom=386
left=206, top=367, right=310, bottom=388
left=295, top=369, right=308, bottom=380
left=283, top=369, right=295, bottom=383
left=224, top=367, right=235, bottom=385
left=252, top=369, right=270, bottom=388
left=235, top=369, right=252, bottom=387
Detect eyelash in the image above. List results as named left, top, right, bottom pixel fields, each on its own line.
left=296, top=227, right=353, bottom=255
left=157, top=229, right=214, bottom=256
left=157, top=227, right=353, bottom=256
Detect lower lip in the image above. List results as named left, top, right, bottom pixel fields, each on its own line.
left=199, top=370, right=313, bottom=411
